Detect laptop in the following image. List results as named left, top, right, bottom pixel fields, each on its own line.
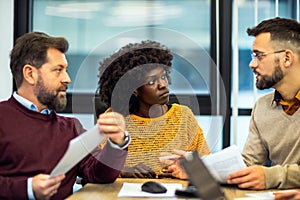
left=176, top=150, right=227, bottom=200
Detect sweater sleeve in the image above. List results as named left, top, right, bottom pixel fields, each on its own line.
left=192, top=125, right=211, bottom=156
left=0, top=176, right=28, bottom=199
left=242, top=103, right=270, bottom=166
left=184, top=106, right=210, bottom=156
left=78, top=142, right=128, bottom=184
left=263, top=164, right=300, bottom=189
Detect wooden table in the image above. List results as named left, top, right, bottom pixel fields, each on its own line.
left=67, top=178, right=274, bottom=200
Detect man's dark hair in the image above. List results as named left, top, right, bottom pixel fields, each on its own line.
left=247, top=17, right=300, bottom=48
left=98, top=40, right=173, bottom=115
left=10, top=31, right=69, bottom=88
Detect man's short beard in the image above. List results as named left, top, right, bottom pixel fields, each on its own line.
left=256, top=60, right=284, bottom=90
left=35, top=77, right=67, bottom=112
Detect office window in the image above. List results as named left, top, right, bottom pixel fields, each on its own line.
left=33, top=0, right=212, bottom=95
left=32, top=0, right=226, bottom=151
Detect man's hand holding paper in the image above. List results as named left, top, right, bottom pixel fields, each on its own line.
left=50, top=112, right=128, bottom=177
left=227, top=165, right=266, bottom=189
left=97, top=112, right=127, bottom=146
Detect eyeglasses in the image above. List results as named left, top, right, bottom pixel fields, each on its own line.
left=146, top=73, right=169, bottom=86
left=251, top=50, right=285, bottom=66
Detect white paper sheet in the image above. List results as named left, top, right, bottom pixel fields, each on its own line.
left=202, top=145, right=247, bottom=183
left=245, top=192, right=275, bottom=199
left=245, top=190, right=299, bottom=200
left=117, top=182, right=183, bottom=198
left=50, top=124, right=104, bottom=177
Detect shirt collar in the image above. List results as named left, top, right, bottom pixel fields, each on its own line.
left=273, top=90, right=282, bottom=103
left=273, top=90, right=300, bottom=103
left=13, top=92, right=51, bottom=115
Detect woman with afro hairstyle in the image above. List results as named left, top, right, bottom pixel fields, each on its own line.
left=98, top=40, right=210, bottom=179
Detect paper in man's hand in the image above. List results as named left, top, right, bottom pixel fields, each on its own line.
left=50, top=124, right=105, bottom=177
left=202, top=145, right=246, bottom=183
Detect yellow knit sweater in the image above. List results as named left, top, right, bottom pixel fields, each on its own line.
left=124, top=103, right=210, bottom=172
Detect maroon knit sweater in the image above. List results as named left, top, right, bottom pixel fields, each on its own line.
left=0, top=96, right=127, bottom=199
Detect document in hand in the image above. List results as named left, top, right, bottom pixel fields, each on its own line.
left=50, top=125, right=105, bottom=177
left=201, top=145, right=246, bottom=183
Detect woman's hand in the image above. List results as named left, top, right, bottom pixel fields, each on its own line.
left=120, top=163, right=156, bottom=178
left=159, top=150, right=190, bottom=179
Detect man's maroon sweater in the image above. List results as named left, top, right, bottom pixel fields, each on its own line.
left=0, top=96, right=127, bottom=199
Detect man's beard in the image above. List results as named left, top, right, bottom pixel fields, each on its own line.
left=35, top=77, right=68, bottom=112
left=256, top=60, right=284, bottom=90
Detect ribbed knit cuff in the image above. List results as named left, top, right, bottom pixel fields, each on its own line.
left=262, top=165, right=284, bottom=189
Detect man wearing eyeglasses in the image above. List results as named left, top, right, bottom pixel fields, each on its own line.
left=227, top=17, right=300, bottom=190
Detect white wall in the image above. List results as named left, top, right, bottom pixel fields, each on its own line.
left=0, top=0, right=14, bottom=101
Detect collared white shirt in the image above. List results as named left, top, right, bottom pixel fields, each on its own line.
left=13, top=92, right=51, bottom=114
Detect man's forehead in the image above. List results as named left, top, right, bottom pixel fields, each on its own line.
left=252, top=32, right=272, bottom=51
left=46, top=48, right=67, bottom=62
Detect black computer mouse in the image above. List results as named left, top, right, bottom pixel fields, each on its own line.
left=141, top=181, right=167, bottom=194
